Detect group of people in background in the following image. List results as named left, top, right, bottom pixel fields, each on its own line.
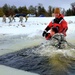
left=2, top=15, right=28, bottom=23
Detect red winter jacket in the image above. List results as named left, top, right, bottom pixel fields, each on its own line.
left=45, top=14, right=68, bottom=40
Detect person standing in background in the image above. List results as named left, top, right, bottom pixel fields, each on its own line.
left=2, top=15, right=6, bottom=23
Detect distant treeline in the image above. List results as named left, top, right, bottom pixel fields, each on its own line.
left=0, top=2, right=75, bottom=17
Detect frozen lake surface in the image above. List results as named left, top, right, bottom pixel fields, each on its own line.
left=0, top=17, right=75, bottom=75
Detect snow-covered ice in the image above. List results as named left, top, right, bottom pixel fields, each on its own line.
left=0, top=65, right=39, bottom=75
left=0, top=16, right=75, bottom=36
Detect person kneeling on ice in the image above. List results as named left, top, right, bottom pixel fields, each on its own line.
left=42, top=8, right=68, bottom=40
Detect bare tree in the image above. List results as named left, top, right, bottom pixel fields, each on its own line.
left=71, top=2, right=75, bottom=15
left=71, top=2, right=75, bottom=11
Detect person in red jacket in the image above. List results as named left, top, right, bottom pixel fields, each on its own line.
left=42, top=8, right=68, bottom=40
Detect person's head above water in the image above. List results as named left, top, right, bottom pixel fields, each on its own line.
left=50, top=27, right=59, bottom=36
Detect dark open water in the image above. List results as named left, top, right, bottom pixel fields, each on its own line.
left=0, top=40, right=75, bottom=75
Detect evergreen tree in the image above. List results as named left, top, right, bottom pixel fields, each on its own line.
left=22, top=6, right=28, bottom=14
left=71, top=2, right=75, bottom=15
left=18, top=6, right=28, bottom=15
left=18, top=6, right=23, bottom=13
left=37, top=3, right=48, bottom=16
left=11, top=5, right=17, bottom=14
left=0, top=8, right=4, bottom=17
left=48, top=6, right=52, bottom=16
left=66, top=9, right=73, bottom=16
left=28, top=5, right=35, bottom=14
left=2, top=4, right=10, bottom=16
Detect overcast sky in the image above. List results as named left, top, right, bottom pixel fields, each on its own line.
left=0, top=0, right=75, bottom=10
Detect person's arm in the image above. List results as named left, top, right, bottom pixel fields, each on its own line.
left=45, top=21, right=53, bottom=31
left=61, top=20, right=68, bottom=36
left=42, top=21, right=53, bottom=37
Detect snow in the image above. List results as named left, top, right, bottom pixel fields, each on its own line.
left=0, top=17, right=75, bottom=36
left=0, top=16, right=75, bottom=75
left=0, top=17, right=55, bottom=36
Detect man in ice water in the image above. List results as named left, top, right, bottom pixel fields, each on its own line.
left=42, top=8, right=68, bottom=40
left=44, top=27, right=66, bottom=49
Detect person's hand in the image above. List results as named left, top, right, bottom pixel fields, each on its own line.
left=42, top=30, right=47, bottom=37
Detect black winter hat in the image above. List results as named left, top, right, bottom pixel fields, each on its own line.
left=51, top=27, right=59, bottom=33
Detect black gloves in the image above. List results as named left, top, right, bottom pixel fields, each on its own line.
left=42, top=30, right=47, bottom=37
left=42, top=26, right=50, bottom=37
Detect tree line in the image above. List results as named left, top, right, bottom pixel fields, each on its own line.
left=0, top=2, right=75, bottom=17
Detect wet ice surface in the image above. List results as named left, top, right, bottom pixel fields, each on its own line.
left=0, top=35, right=75, bottom=75
left=0, top=34, right=44, bottom=56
